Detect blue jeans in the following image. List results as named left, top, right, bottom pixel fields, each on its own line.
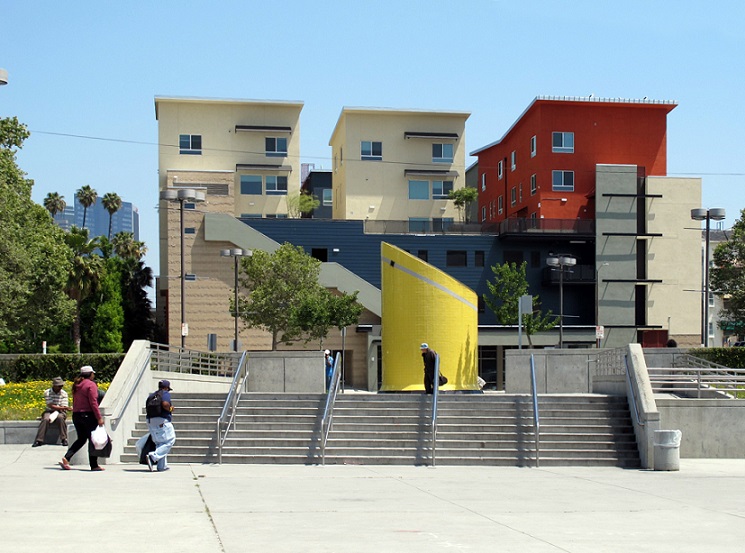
left=147, top=417, right=176, bottom=471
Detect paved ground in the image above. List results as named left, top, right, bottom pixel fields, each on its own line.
left=3, top=444, right=745, bottom=552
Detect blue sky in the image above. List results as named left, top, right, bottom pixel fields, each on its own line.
left=2, top=1, right=744, bottom=275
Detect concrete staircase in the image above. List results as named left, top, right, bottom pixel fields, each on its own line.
left=121, top=392, right=639, bottom=467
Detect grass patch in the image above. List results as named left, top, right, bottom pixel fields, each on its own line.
left=0, top=381, right=110, bottom=420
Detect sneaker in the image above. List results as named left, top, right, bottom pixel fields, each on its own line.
left=32, top=441, right=43, bottom=448
left=157, top=467, right=170, bottom=472
left=146, top=453, right=154, bottom=472
left=59, top=458, right=71, bottom=470
left=61, top=440, right=68, bottom=447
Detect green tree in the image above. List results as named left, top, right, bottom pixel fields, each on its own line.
left=76, top=185, right=97, bottom=230
left=81, top=259, right=123, bottom=352
left=449, top=187, right=478, bottom=223
left=237, top=243, right=334, bottom=349
left=102, top=192, right=122, bottom=239
left=712, top=210, right=745, bottom=336
left=64, top=227, right=104, bottom=353
left=483, top=261, right=556, bottom=347
left=0, top=117, right=75, bottom=352
left=294, top=288, right=364, bottom=347
left=287, top=191, right=320, bottom=218
left=43, top=192, right=66, bottom=219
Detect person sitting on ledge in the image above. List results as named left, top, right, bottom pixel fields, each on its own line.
left=33, top=377, right=71, bottom=447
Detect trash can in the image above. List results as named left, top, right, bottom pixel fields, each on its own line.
left=653, top=429, right=682, bottom=471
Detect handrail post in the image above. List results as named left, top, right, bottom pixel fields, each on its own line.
left=216, top=351, right=249, bottom=465
left=431, top=354, right=440, bottom=467
left=321, top=353, right=342, bottom=465
left=530, top=354, right=540, bottom=468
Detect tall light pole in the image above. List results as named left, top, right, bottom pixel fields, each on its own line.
left=691, top=207, right=725, bottom=347
left=221, top=248, right=252, bottom=352
left=160, top=188, right=205, bottom=349
left=547, top=254, right=576, bottom=349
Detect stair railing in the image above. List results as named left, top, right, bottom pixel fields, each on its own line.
left=216, top=351, right=249, bottom=464
left=530, top=354, right=540, bottom=468
left=431, top=353, right=441, bottom=467
left=321, top=353, right=342, bottom=466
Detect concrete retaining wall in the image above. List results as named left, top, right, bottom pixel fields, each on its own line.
left=247, top=351, right=325, bottom=393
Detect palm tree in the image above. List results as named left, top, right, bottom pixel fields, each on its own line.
left=43, top=192, right=66, bottom=219
left=64, top=227, right=103, bottom=353
left=76, top=185, right=97, bottom=230
left=112, top=231, right=147, bottom=261
left=102, top=192, right=122, bottom=240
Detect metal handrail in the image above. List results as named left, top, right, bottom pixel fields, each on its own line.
left=624, top=355, right=644, bottom=427
left=529, top=354, right=540, bottom=468
left=647, top=365, right=745, bottom=399
left=431, top=354, right=441, bottom=467
left=108, top=348, right=153, bottom=427
left=321, top=353, right=342, bottom=465
left=216, top=351, right=249, bottom=464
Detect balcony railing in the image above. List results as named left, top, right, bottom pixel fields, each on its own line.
left=499, top=218, right=595, bottom=236
left=364, top=220, right=498, bottom=235
left=542, top=264, right=596, bottom=285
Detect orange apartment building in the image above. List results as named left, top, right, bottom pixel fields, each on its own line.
left=471, top=96, right=676, bottom=224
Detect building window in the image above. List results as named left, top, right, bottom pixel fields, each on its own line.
left=184, top=202, right=197, bottom=210
left=433, top=218, right=454, bottom=232
left=511, top=150, right=516, bottom=171
left=552, top=170, right=574, bottom=191
left=322, top=188, right=332, bottom=206
left=511, top=187, right=516, bottom=207
left=240, top=175, right=263, bottom=195
left=498, top=195, right=503, bottom=215
left=408, top=180, right=429, bottom=200
left=481, top=173, right=486, bottom=191
left=184, top=227, right=196, bottom=235
left=519, top=183, right=523, bottom=203
left=265, top=137, right=287, bottom=157
left=530, top=174, right=537, bottom=195
left=361, top=140, right=382, bottom=160
left=240, top=213, right=262, bottom=218
left=418, top=250, right=428, bottom=262
left=481, top=206, right=486, bottom=222
left=409, top=218, right=429, bottom=233
left=432, top=180, right=453, bottom=199
left=265, top=175, right=288, bottom=195
left=446, top=250, right=467, bottom=267
left=530, top=135, right=536, bottom=157
left=498, top=160, right=503, bottom=180
left=552, top=131, right=574, bottom=153
left=475, top=251, right=485, bottom=267
left=432, top=143, right=454, bottom=163
left=179, top=134, right=202, bottom=155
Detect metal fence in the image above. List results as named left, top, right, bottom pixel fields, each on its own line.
left=149, top=343, right=241, bottom=378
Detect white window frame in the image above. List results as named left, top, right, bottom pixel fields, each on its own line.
left=265, top=175, right=288, bottom=195
left=481, top=173, right=486, bottom=191
left=552, top=131, right=574, bottom=153
left=511, top=150, right=516, bottom=171
left=481, top=206, right=486, bottom=222
left=432, top=143, right=454, bottom=163
left=511, top=187, right=516, bottom=207
left=361, top=140, right=382, bottom=160
left=530, top=135, right=537, bottom=157
left=265, top=137, right=287, bottom=157
left=322, top=188, right=332, bottom=206
left=530, top=174, right=537, bottom=195
left=432, top=180, right=453, bottom=200
left=498, top=195, right=503, bottom=215
left=179, top=134, right=202, bottom=155
left=498, top=160, right=503, bottom=180
left=552, top=170, right=574, bottom=191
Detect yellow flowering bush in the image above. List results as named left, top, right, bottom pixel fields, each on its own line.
left=0, top=381, right=110, bottom=420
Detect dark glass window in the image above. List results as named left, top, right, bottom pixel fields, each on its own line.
left=446, top=250, right=467, bottom=267
left=475, top=251, right=485, bottom=267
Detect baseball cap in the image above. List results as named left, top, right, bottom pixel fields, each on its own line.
left=80, top=365, right=95, bottom=375
left=158, top=379, right=173, bottom=391
left=420, top=343, right=428, bottom=349
left=324, top=349, right=330, bottom=355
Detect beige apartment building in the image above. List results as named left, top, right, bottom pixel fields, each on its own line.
left=329, top=107, right=470, bottom=226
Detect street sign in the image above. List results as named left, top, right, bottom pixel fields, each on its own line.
left=596, top=325, right=604, bottom=339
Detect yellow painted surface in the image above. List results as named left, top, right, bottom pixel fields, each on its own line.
left=381, top=243, right=478, bottom=391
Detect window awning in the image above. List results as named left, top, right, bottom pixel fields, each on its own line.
left=404, top=169, right=458, bottom=178
left=235, top=125, right=292, bottom=133
left=404, top=131, right=459, bottom=140
left=236, top=163, right=293, bottom=172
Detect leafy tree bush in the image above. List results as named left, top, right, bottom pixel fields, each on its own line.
left=0, top=353, right=124, bottom=383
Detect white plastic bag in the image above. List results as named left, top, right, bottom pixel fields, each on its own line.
left=90, top=425, right=109, bottom=450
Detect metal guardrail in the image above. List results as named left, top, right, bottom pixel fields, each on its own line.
left=150, top=342, right=241, bottom=377
left=529, top=354, right=540, bottom=468
left=594, top=348, right=626, bottom=376
left=321, top=353, right=342, bottom=465
left=648, top=362, right=745, bottom=399
left=431, top=354, right=441, bottom=467
left=216, top=351, right=249, bottom=464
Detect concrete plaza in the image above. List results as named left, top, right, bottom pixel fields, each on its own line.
left=2, top=444, right=745, bottom=552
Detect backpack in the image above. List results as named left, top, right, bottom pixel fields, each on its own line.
left=145, top=390, right=162, bottom=418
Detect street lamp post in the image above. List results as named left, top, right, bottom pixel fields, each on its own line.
left=547, top=254, right=577, bottom=349
left=221, top=248, right=252, bottom=352
left=691, top=207, right=725, bottom=347
left=160, top=188, right=205, bottom=349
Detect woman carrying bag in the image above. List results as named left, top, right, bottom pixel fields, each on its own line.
left=59, top=365, right=105, bottom=472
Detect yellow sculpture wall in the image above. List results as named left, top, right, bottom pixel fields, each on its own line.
left=380, top=242, right=479, bottom=391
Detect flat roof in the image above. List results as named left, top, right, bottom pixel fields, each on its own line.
left=154, top=95, right=304, bottom=119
